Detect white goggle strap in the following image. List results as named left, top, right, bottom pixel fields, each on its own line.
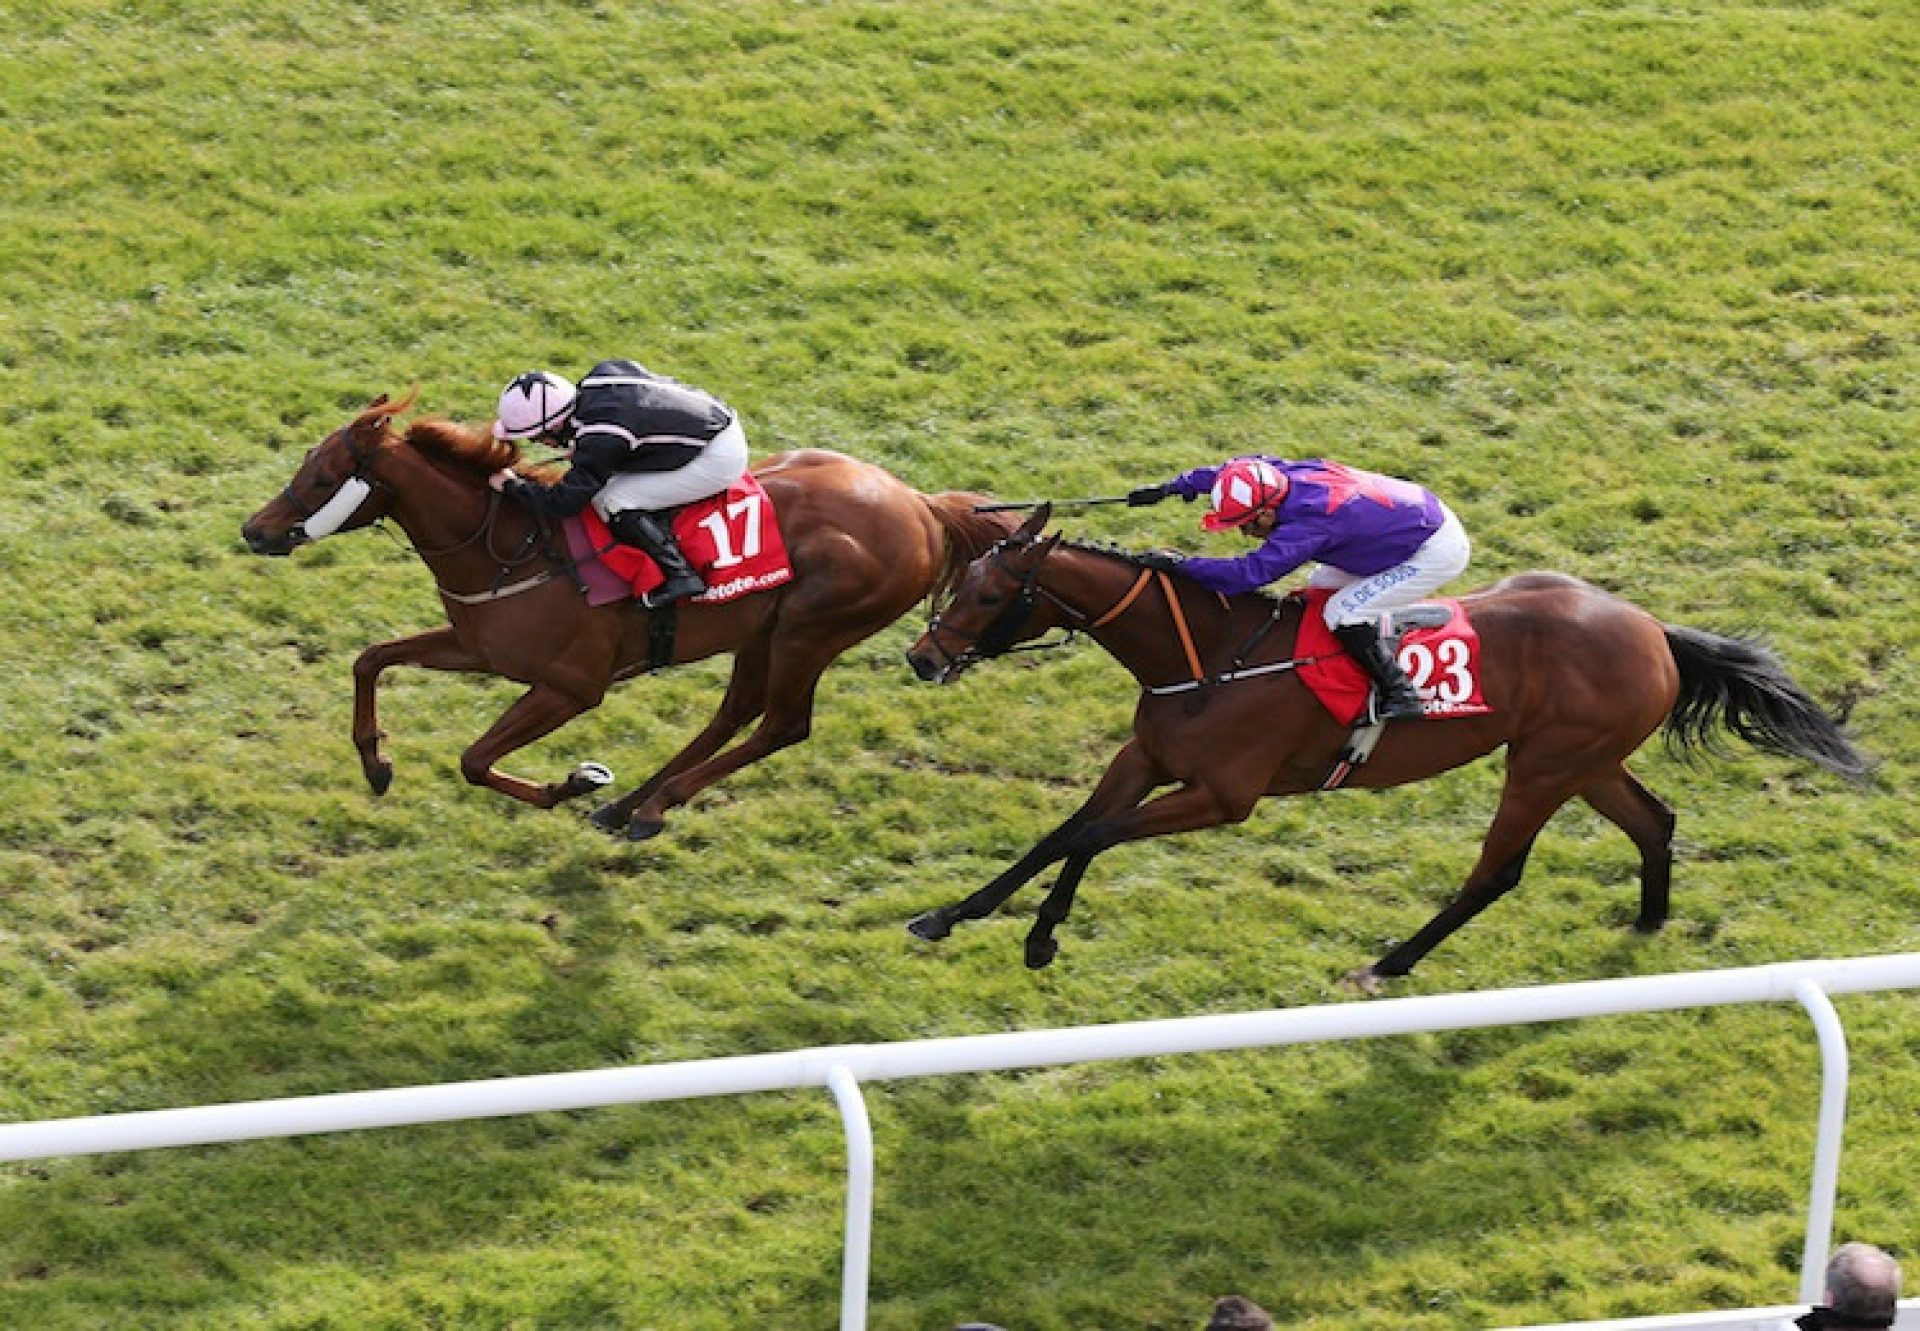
left=298, top=476, right=373, bottom=540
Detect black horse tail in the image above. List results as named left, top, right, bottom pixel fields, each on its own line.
left=1661, top=625, right=1873, bottom=782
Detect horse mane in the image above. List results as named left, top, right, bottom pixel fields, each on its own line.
left=921, top=493, right=1022, bottom=606
left=1052, top=536, right=1293, bottom=620
left=1057, top=536, right=1154, bottom=564
left=400, top=415, right=521, bottom=475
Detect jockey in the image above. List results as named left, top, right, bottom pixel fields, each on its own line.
left=486, top=360, right=749, bottom=607
left=1128, top=455, right=1470, bottom=721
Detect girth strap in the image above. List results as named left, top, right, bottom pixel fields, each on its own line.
left=647, top=604, right=677, bottom=672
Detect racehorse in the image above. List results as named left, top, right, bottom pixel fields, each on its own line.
left=903, top=504, right=1871, bottom=991
left=241, top=391, right=996, bottom=839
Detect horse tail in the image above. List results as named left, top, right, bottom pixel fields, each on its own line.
left=918, top=492, right=1020, bottom=608
left=1661, top=625, right=1873, bottom=782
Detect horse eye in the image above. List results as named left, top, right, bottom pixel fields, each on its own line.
left=978, top=591, right=1004, bottom=607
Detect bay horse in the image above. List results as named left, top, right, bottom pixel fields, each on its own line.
left=241, top=391, right=994, bottom=839
left=903, top=504, right=1871, bottom=992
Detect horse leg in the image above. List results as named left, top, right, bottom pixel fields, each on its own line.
left=457, top=684, right=603, bottom=808
left=617, top=633, right=848, bottom=841
left=1580, top=764, right=1677, bottom=933
left=909, top=740, right=1164, bottom=943
left=352, top=627, right=487, bottom=794
left=1349, top=769, right=1581, bottom=994
left=1020, top=778, right=1266, bottom=965
left=588, top=634, right=773, bottom=836
left=1025, top=853, right=1096, bottom=970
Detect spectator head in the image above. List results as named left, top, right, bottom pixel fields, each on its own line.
left=1207, top=1294, right=1276, bottom=1331
left=1823, top=1242, right=1900, bottom=1327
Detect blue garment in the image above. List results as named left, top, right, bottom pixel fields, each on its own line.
left=1165, top=457, right=1445, bottom=597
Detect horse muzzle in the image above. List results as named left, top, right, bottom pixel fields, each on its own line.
left=905, top=639, right=967, bottom=685
left=241, top=520, right=306, bottom=557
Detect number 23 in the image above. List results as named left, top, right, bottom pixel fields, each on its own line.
left=1399, top=638, right=1474, bottom=703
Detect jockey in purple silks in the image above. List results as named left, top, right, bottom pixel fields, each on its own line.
left=1127, top=455, right=1471, bottom=721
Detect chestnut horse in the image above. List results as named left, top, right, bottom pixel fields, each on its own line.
left=904, top=505, right=1870, bottom=991
left=242, top=392, right=993, bottom=839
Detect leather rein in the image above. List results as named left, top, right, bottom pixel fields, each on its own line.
left=927, top=539, right=1308, bottom=695
left=287, top=430, right=563, bottom=605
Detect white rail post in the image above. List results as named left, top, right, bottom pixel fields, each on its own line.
left=827, top=1064, right=875, bottom=1331
left=1793, top=979, right=1848, bottom=1304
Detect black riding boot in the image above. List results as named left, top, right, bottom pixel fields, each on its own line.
left=607, top=509, right=706, bottom=607
left=1331, top=622, right=1425, bottom=722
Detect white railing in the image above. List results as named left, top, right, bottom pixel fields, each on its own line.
left=1510, top=1302, right=1920, bottom=1331
left=3, top=954, right=1917, bottom=1330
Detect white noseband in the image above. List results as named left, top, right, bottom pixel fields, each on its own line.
left=299, top=476, right=373, bottom=539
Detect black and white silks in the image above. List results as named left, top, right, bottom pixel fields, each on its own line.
left=503, top=359, right=737, bottom=518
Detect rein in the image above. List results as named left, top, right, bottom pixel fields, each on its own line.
left=931, top=540, right=1302, bottom=694
left=429, top=499, right=562, bottom=606
left=279, top=423, right=568, bottom=605
left=393, top=488, right=563, bottom=606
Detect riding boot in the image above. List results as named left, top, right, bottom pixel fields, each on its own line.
left=606, top=509, right=707, bottom=607
left=1331, top=622, right=1425, bottom=722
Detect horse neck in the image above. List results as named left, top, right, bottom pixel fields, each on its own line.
left=380, top=445, right=539, bottom=579
left=1043, top=548, right=1240, bottom=685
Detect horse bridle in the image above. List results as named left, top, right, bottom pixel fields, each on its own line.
left=922, top=536, right=1100, bottom=675
left=925, top=536, right=1264, bottom=694
left=278, top=427, right=392, bottom=541
left=282, top=425, right=545, bottom=578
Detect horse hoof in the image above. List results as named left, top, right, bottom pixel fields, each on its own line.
left=1342, top=966, right=1386, bottom=997
left=366, top=768, right=393, bottom=796
left=624, top=816, right=665, bottom=842
left=555, top=763, right=615, bottom=803
left=571, top=761, right=614, bottom=791
left=907, top=911, right=952, bottom=942
left=1632, top=915, right=1667, bottom=935
left=587, top=804, right=628, bottom=835
left=1024, top=937, right=1058, bottom=970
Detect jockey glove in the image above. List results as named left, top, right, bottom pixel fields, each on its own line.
left=1127, top=484, right=1172, bottom=506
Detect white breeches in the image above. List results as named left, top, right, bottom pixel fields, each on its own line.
left=1312, top=506, right=1471, bottom=629
left=592, top=419, right=751, bottom=517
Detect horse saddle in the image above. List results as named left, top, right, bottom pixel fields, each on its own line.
left=1383, top=604, right=1452, bottom=638
left=564, top=475, right=794, bottom=609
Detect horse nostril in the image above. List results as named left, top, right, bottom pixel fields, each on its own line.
left=241, top=523, right=292, bottom=557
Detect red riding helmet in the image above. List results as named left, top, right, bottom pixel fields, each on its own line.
left=1202, top=457, right=1289, bottom=532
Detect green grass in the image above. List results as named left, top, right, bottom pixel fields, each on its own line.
left=2, top=0, right=1917, bottom=1326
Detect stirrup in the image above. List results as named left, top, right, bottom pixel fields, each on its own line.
left=1369, top=687, right=1425, bottom=723
left=642, top=573, right=705, bottom=609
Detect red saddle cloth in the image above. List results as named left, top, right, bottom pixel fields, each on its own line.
left=1295, top=588, right=1494, bottom=726
left=566, top=474, right=794, bottom=607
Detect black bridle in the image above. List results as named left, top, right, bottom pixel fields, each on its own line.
left=277, top=428, right=390, bottom=529
left=923, top=537, right=1302, bottom=697
left=922, top=537, right=1087, bottom=675
left=281, top=426, right=544, bottom=574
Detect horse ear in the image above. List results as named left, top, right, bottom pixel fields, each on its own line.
left=1018, top=502, right=1052, bottom=538
left=357, top=387, right=419, bottom=430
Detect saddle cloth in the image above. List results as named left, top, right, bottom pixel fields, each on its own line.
left=563, top=473, right=794, bottom=608
left=1295, top=588, right=1494, bottom=726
